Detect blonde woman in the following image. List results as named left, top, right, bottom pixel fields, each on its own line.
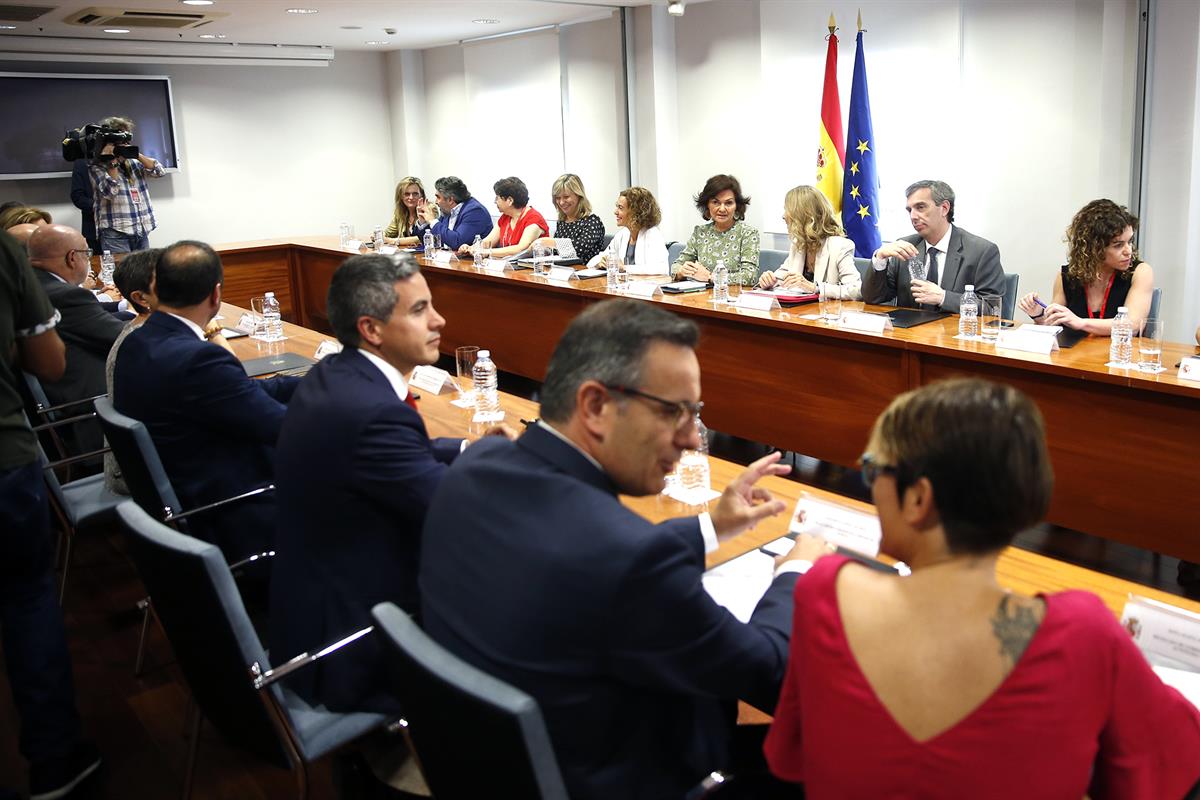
left=537, top=173, right=606, bottom=264
left=758, top=185, right=860, bottom=299
left=384, top=176, right=432, bottom=246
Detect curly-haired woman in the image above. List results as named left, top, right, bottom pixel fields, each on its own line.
left=587, top=186, right=669, bottom=274
left=1018, top=199, right=1154, bottom=334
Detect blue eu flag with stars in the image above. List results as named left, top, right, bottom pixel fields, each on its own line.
left=842, top=30, right=881, bottom=258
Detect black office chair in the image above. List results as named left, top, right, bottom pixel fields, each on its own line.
left=853, top=257, right=871, bottom=283
left=668, top=241, right=686, bottom=265
left=1002, top=273, right=1020, bottom=321
left=115, top=501, right=389, bottom=800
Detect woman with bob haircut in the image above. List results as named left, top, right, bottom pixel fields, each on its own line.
left=758, top=185, right=860, bottom=299
left=537, top=173, right=606, bottom=265
left=457, top=176, right=548, bottom=259
left=1018, top=199, right=1154, bottom=334
left=383, top=176, right=432, bottom=247
left=672, top=174, right=760, bottom=286
left=765, top=377, right=1200, bottom=798
left=588, top=186, right=669, bottom=274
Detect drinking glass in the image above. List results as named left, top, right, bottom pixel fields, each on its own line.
left=1138, top=318, right=1164, bottom=373
left=979, top=293, right=1003, bottom=342
left=249, top=296, right=267, bottom=339
left=455, top=346, right=480, bottom=400
left=907, top=256, right=927, bottom=283
left=819, top=283, right=842, bottom=323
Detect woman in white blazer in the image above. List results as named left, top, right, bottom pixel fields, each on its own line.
left=758, top=185, right=862, bottom=300
left=586, top=186, right=670, bottom=275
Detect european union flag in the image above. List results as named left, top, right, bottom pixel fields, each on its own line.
left=842, top=30, right=881, bottom=258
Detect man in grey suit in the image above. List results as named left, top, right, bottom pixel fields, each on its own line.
left=27, top=224, right=127, bottom=457
left=862, top=179, right=1004, bottom=313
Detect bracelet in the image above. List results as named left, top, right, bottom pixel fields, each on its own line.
left=1030, top=310, right=1045, bottom=320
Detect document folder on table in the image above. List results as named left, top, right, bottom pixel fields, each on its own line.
left=242, top=352, right=315, bottom=378
left=888, top=308, right=953, bottom=328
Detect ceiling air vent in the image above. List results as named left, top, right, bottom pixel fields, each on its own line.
left=0, top=4, right=54, bottom=22
left=65, top=6, right=227, bottom=29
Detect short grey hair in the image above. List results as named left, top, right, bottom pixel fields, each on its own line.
left=327, top=253, right=421, bottom=348
left=540, top=299, right=699, bottom=423
left=905, top=179, right=956, bottom=223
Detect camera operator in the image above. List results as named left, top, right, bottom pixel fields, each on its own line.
left=87, top=116, right=165, bottom=253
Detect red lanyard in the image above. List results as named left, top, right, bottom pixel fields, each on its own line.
left=501, top=208, right=528, bottom=247
left=1088, top=272, right=1115, bottom=319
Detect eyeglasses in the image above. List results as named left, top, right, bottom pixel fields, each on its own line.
left=603, top=384, right=703, bottom=428
left=859, top=452, right=898, bottom=487
left=66, top=248, right=92, bottom=262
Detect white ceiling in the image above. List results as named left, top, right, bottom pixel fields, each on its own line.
left=0, top=0, right=663, bottom=52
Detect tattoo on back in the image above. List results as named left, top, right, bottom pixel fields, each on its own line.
left=990, top=595, right=1041, bottom=669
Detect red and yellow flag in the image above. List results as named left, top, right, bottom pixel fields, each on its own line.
left=816, top=14, right=844, bottom=214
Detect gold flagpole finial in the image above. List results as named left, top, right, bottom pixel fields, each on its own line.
left=828, top=13, right=837, bottom=35
left=857, top=9, right=864, bottom=32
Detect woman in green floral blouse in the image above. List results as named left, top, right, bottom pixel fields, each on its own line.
left=672, top=174, right=760, bottom=286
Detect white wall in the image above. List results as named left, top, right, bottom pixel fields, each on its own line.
left=0, top=52, right=396, bottom=245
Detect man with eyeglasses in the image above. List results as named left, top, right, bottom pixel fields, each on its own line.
left=27, top=224, right=128, bottom=461
left=420, top=298, right=828, bottom=800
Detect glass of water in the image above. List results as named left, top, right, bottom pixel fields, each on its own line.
left=455, top=346, right=480, bottom=401
left=1137, top=318, right=1164, bottom=373
left=979, top=293, right=1003, bottom=342
left=819, top=283, right=842, bottom=324
left=907, top=256, right=928, bottom=283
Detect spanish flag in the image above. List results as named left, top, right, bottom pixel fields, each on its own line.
left=816, top=15, right=844, bottom=214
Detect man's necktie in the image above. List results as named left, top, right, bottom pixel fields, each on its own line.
left=926, top=246, right=940, bottom=287
left=404, top=392, right=419, bottom=411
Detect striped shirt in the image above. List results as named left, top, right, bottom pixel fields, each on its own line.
left=90, top=159, right=165, bottom=236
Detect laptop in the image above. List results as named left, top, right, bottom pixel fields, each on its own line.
left=242, top=351, right=316, bottom=378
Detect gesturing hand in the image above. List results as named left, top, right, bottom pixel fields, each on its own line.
left=709, top=451, right=792, bottom=541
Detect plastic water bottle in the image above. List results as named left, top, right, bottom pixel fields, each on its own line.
left=338, top=222, right=351, bottom=249
left=99, top=250, right=116, bottom=285
left=678, top=412, right=711, bottom=500
left=373, top=225, right=384, bottom=250
left=958, top=284, right=979, bottom=338
left=472, top=234, right=484, bottom=269
left=423, top=229, right=434, bottom=254
left=262, top=291, right=284, bottom=341
left=1110, top=306, right=1134, bottom=366
left=711, top=259, right=730, bottom=304
left=472, top=349, right=501, bottom=420
left=605, top=241, right=620, bottom=289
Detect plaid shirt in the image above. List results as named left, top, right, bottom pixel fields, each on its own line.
left=90, top=158, right=165, bottom=236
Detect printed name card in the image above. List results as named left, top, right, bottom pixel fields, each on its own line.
left=1179, top=356, right=1200, bottom=383
left=547, top=266, right=576, bottom=282
left=378, top=245, right=398, bottom=256
left=432, top=249, right=453, bottom=265
left=625, top=280, right=663, bottom=298
left=839, top=311, right=891, bottom=335
left=409, top=365, right=453, bottom=395
left=1121, top=595, right=1200, bottom=671
left=483, top=258, right=510, bottom=273
left=735, top=291, right=782, bottom=311
left=996, top=326, right=1060, bottom=355
left=788, top=493, right=882, bottom=557
left=236, top=313, right=258, bottom=334
left=313, top=339, right=342, bottom=360
left=344, top=239, right=362, bottom=252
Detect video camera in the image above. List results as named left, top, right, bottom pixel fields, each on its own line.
left=62, top=123, right=139, bottom=163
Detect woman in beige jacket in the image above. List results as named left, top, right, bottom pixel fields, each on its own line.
left=758, top=185, right=861, bottom=299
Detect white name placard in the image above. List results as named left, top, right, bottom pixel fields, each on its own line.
left=788, top=493, right=882, bottom=557
left=1121, top=595, right=1200, bottom=671
left=409, top=365, right=453, bottom=395
left=996, top=328, right=1059, bottom=355
left=313, top=339, right=342, bottom=360
left=547, top=266, right=576, bottom=282
left=236, top=313, right=258, bottom=334
left=736, top=291, right=782, bottom=311
left=839, top=311, right=890, bottom=335
left=483, top=258, right=510, bottom=273
left=432, top=249, right=453, bottom=265
left=625, top=280, right=662, bottom=298
left=378, top=245, right=398, bottom=256
left=1179, top=356, right=1200, bottom=383
left=344, top=239, right=362, bottom=252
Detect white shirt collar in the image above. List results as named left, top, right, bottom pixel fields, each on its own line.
left=927, top=223, right=953, bottom=255
left=46, top=271, right=68, bottom=284
left=166, top=312, right=207, bottom=340
left=357, top=347, right=411, bottom=402
left=536, top=419, right=605, bottom=474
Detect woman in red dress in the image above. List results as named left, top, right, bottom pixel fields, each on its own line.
left=765, top=377, right=1200, bottom=799
left=455, top=176, right=547, bottom=260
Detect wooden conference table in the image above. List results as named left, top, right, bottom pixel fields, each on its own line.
left=229, top=303, right=1200, bottom=724
left=214, top=237, right=1200, bottom=562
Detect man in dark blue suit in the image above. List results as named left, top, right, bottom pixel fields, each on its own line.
left=420, top=299, right=827, bottom=800
left=113, top=240, right=298, bottom=560
left=419, top=175, right=493, bottom=250
left=270, top=253, right=505, bottom=714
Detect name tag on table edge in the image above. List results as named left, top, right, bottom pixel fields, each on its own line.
left=839, top=311, right=892, bottom=334
left=788, top=493, right=882, bottom=557
left=1120, top=595, right=1200, bottom=671
left=996, top=328, right=1059, bottom=355
left=432, top=249, right=453, bottom=265
left=624, top=280, right=663, bottom=298
left=1179, top=356, right=1200, bottom=382
left=547, top=265, right=576, bottom=282
left=378, top=245, right=398, bottom=256
left=483, top=257, right=511, bottom=273
left=409, top=364, right=453, bottom=395
left=736, top=291, right=782, bottom=311
left=344, top=239, right=363, bottom=252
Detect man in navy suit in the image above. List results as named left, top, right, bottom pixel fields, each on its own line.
left=113, top=240, right=299, bottom=560
left=419, top=176, right=493, bottom=250
left=420, top=299, right=828, bottom=800
left=270, top=253, right=503, bottom=714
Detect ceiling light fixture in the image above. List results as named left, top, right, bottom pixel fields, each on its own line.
left=104, top=28, right=131, bottom=33
left=667, top=1, right=685, bottom=17
left=339, top=25, right=361, bottom=30
left=473, top=18, right=499, bottom=25
left=0, top=24, right=16, bottom=30
left=364, top=40, right=389, bottom=45
left=286, top=8, right=318, bottom=13
left=181, top=0, right=214, bottom=5
left=199, top=33, right=216, bottom=38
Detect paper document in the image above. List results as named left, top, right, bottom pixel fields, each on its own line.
left=789, top=494, right=882, bottom=557
left=1153, top=665, right=1200, bottom=710
left=703, top=549, right=775, bottom=623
